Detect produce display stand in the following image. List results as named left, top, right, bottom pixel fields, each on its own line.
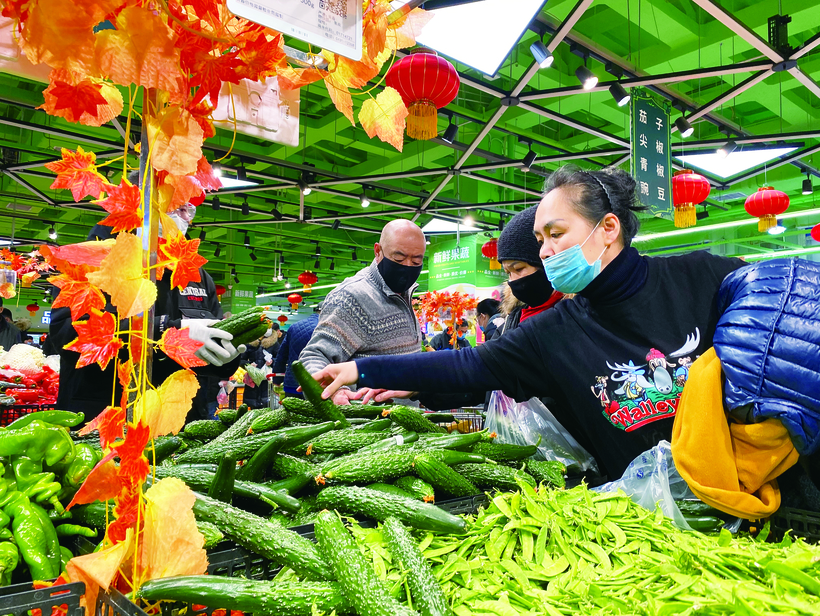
left=0, top=581, right=85, bottom=616
left=0, top=402, right=57, bottom=426
left=770, top=507, right=820, bottom=543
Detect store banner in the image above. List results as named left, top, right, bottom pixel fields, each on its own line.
left=631, top=90, right=672, bottom=220
left=222, top=285, right=258, bottom=315
left=429, top=236, right=477, bottom=292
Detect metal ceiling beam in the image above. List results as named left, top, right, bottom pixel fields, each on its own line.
left=688, top=0, right=785, bottom=63
left=673, top=130, right=820, bottom=150
left=518, top=101, right=630, bottom=147
left=519, top=61, right=774, bottom=102
left=788, top=67, right=820, bottom=101
left=791, top=31, right=820, bottom=59
left=462, top=171, right=542, bottom=196
left=683, top=70, right=773, bottom=125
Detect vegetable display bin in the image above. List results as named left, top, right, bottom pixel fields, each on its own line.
left=0, top=580, right=85, bottom=616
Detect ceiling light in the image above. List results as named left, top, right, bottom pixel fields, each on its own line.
left=212, top=164, right=222, bottom=177
left=249, top=250, right=258, bottom=261
left=234, top=274, right=240, bottom=284
left=426, top=239, right=431, bottom=245
left=575, top=65, right=597, bottom=90
left=236, top=164, right=247, bottom=182
left=609, top=82, right=629, bottom=107
left=675, top=116, right=694, bottom=138
left=530, top=40, right=553, bottom=69
left=279, top=252, right=285, bottom=264
left=522, top=148, right=537, bottom=173
left=463, top=214, right=475, bottom=227
left=332, top=220, right=341, bottom=231
left=199, top=228, right=206, bottom=240
left=677, top=147, right=797, bottom=179
left=212, top=197, right=221, bottom=211
left=315, top=243, right=321, bottom=256
left=803, top=175, right=813, bottom=195
left=767, top=221, right=786, bottom=235
left=217, top=177, right=257, bottom=189
left=241, top=197, right=250, bottom=216
left=360, top=192, right=370, bottom=208
left=300, top=181, right=312, bottom=196
left=441, top=120, right=458, bottom=144
left=717, top=140, right=737, bottom=159
left=352, top=249, right=357, bottom=260
left=330, top=259, right=335, bottom=271
left=741, top=245, right=820, bottom=261
left=213, top=244, right=222, bottom=258
left=314, top=259, right=321, bottom=269
left=243, top=232, right=250, bottom=247
left=48, top=225, right=57, bottom=240
left=421, top=218, right=480, bottom=234
left=285, top=281, right=291, bottom=289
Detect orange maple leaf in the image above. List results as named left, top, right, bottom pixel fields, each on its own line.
left=64, top=528, right=133, bottom=616
left=322, top=52, right=381, bottom=126
left=19, top=0, right=99, bottom=73
left=0, top=283, right=15, bottom=300
left=147, top=107, right=204, bottom=176
left=96, top=180, right=143, bottom=233
left=187, top=100, right=216, bottom=139
left=158, top=234, right=207, bottom=290
left=40, top=240, right=114, bottom=271
left=118, top=360, right=132, bottom=411
left=79, top=405, right=126, bottom=448
left=87, top=233, right=157, bottom=319
left=359, top=86, right=408, bottom=152
left=236, top=32, right=287, bottom=82
left=363, top=0, right=390, bottom=61
left=138, top=370, right=199, bottom=439
left=386, top=7, right=435, bottom=50
left=157, top=173, right=202, bottom=213
left=115, top=421, right=151, bottom=482
left=158, top=328, right=206, bottom=369
left=277, top=65, right=325, bottom=91
left=129, top=315, right=146, bottom=366
left=45, top=147, right=107, bottom=201
left=40, top=69, right=124, bottom=127
left=95, top=6, right=185, bottom=99
left=50, top=273, right=106, bottom=322
left=109, top=483, right=140, bottom=544
left=195, top=156, right=222, bottom=192
left=21, top=271, right=40, bottom=287
left=66, top=309, right=123, bottom=370
left=66, top=452, right=121, bottom=510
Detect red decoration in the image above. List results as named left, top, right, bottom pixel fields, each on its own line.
left=812, top=223, right=820, bottom=243
left=215, top=284, right=226, bottom=298
left=481, top=238, right=501, bottom=270
left=385, top=49, right=459, bottom=141
left=277, top=315, right=288, bottom=325
left=298, top=271, right=318, bottom=293
left=417, top=291, right=477, bottom=347
left=671, top=169, right=711, bottom=229
left=745, top=186, right=790, bottom=232
left=26, top=302, right=39, bottom=316
left=287, top=293, right=303, bottom=310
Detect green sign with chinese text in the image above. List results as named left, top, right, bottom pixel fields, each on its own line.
left=631, top=90, right=672, bottom=219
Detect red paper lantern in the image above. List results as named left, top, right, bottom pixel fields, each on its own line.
left=26, top=303, right=38, bottom=316
left=287, top=293, right=303, bottom=310
left=671, top=169, right=711, bottom=229
left=811, top=223, right=820, bottom=243
left=215, top=284, right=226, bottom=298
left=277, top=315, right=288, bottom=325
left=745, top=186, right=790, bottom=232
left=298, top=271, right=318, bottom=293
left=481, top=238, right=501, bottom=270
left=385, top=49, right=460, bottom=141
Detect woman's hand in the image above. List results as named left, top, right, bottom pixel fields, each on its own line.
left=312, top=362, right=360, bottom=400
left=352, top=388, right=417, bottom=404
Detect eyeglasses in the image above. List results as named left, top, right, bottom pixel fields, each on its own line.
left=174, top=204, right=197, bottom=222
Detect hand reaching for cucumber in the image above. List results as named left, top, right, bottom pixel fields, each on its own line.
left=351, top=388, right=417, bottom=404
left=313, top=361, right=360, bottom=400
left=182, top=319, right=246, bottom=367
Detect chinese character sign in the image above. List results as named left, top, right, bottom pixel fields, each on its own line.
left=631, top=91, right=672, bottom=219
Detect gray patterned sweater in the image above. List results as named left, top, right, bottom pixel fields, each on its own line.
left=299, top=261, right=422, bottom=374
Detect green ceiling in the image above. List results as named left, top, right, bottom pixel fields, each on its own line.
left=0, top=0, right=819, bottom=311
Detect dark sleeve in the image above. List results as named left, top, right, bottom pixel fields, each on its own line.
left=429, top=334, right=446, bottom=351
left=273, top=332, right=289, bottom=374
left=356, top=348, right=503, bottom=393
left=201, top=270, right=224, bottom=319
left=48, top=307, right=77, bottom=350
left=417, top=391, right=486, bottom=411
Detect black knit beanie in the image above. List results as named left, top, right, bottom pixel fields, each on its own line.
left=497, top=205, right=542, bottom=267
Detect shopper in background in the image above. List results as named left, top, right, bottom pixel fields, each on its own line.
left=313, top=166, right=747, bottom=479
left=475, top=298, right=503, bottom=342
left=429, top=319, right=472, bottom=351
left=273, top=303, right=322, bottom=398
left=0, top=303, right=21, bottom=350
left=299, top=219, right=426, bottom=405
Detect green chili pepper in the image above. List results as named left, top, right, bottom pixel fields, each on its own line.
left=55, top=524, right=97, bottom=538
left=59, top=546, right=73, bottom=573
left=11, top=455, right=64, bottom=514
left=0, top=420, right=75, bottom=467
left=3, top=492, right=59, bottom=581
left=61, top=444, right=100, bottom=488
left=6, top=411, right=85, bottom=431
left=0, top=541, right=19, bottom=586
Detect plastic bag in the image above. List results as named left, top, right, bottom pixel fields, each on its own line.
left=216, top=386, right=228, bottom=407
left=485, top=390, right=599, bottom=475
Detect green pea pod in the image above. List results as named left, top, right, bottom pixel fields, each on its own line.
left=0, top=541, right=19, bottom=587
left=55, top=524, right=97, bottom=538
left=766, top=561, right=820, bottom=596
left=6, top=411, right=85, bottom=430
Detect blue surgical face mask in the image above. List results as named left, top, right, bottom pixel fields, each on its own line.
left=541, top=221, right=607, bottom=293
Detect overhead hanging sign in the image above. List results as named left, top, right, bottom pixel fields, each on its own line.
left=226, top=0, right=362, bottom=61
left=631, top=90, right=672, bottom=220
left=212, top=77, right=300, bottom=147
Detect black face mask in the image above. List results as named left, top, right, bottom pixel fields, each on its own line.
left=377, top=257, right=422, bottom=294
left=507, top=269, right=554, bottom=307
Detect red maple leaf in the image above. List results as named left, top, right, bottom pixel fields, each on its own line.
left=158, top=234, right=207, bottom=290
left=158, top=327, right=206, bottom=369
left=117, top=360, right=132, bottom=410
left=195, top=156, right=222, bottom=192
left=115, top=421, right=151, bottom=482
left=187, top=100, right=215, bottom=139
left=183, top=37, right=243, bottom=105
left=66, top=309, right=123, bottom=370
left=129, top=315, right=146, bottom=366
left=236, top=32, right=286, bottom=82
left=45, top=147, right=107, bottom=201
left=109, top=482, right=141, bottom=544
left=96, top=181, right=143, bottom=232
left=40, top=72, right=123, bottom=127
left=79, top=405, right=126, bottom=448
left=50, top=273, right=106, bottom=321
left=66, top=452, right=121, bottom=510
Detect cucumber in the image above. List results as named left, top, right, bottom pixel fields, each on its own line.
left=413, top=453, right=478, bottom=499
left=211, top=306, right=267, bottom=336
left=193, top=494, right=330, bottom=580
left=184, top=420, right=227, bottom=441
left=385, top=406, right=446, bottom=434
left=321, top=449, right=417, bottom=484
left=197, top=521, right=224, bottom=549
left=70, top=502, right=109, bottom=531
left=207, top=453, right=236, bottom=503
left=525, top=460, right=566, bottom=488
left=145, top=436, right=182, bottom=464
left=429, top=449, right=493, bottom=466
left=236, top=403, right=249, bottom=418
left=209, top=406, right=268, bottom=445
left=366, top=483, right=413, bottom=499
left=139, top=577, right=352, bottom=615
left=301, top=429, right=389, bottom=456
left=451, top=463, right=536, bottom=492
left=394, top=476, right=436, bottom=503
left=233, top=320, right=272, bottom=347
left=353, top=418, right=393, bottom=432
left=248, top=406, right=289, bottom=434
left=382, top=517, right=452, bottom=616
left=341, top=404, right=388, bottom=418
left=236, top=435, right=283, bottom=483
left=314, top=510, right=418, bottom=616
left=316, top=486, right=466, bottom=534
left=358, top=432, right=419, bottom=453
left=154, top=466, right=301, bottom=513
left=281, top=397, right=320, bottom=418
left=264, top=473, right=313, bottom=496
left=424, top=413, right=455, bottom=424
left=215, top=408, right=238, bottom=425
left=291, top=361, right=350, bottom=427
left=469, top=441, right=538, bottom=462
left=287, top=413, right=323, bottom=425
left=416, top=431, right=488, bottom=451
left=270, top=453, right=315, bottom=480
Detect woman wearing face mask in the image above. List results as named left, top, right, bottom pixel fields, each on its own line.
left=314, top=166, right=746, bottom=479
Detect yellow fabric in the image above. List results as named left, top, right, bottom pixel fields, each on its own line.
left=671, top=347, right=799, bottom=520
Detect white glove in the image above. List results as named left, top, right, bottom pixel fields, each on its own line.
left=181, top=319, right=246, bottom=367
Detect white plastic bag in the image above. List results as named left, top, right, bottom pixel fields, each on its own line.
left=485, top=390, right=599, bottom=475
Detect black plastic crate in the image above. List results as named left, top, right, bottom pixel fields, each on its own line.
left=436, top=494, right=489, bottom=515
left=0, top=581, right=85, bottom=616
left=0, top=403, right=55, bottom=427
left=770, top=507, right=820, bottom=543
left=96, top=587, right=149, bottom=616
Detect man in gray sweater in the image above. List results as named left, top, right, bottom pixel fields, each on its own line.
left=299, top=219, right=425, bottom=405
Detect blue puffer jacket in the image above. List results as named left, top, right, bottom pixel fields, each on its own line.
left=714, top=258, right=820, bottom=455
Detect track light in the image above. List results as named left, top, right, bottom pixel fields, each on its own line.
left=315, top=242, right=321, bottom=256
left=717, top=140, right=737, bottom=158
left=199, top=228, right=206, bottom=240
left=498, top=217, right=505, bottom=231
left=243, top=232, right=250, bottom=247
left=352, top=249, right=357, bottom=260
left=285, top=282, right=291, bottom=289
left=314, top=259, right=321, bottom=269
left=241, top=196, right=249, bottom=216
left=300, top=181, right=312, bottom=196
left=696, top=209, right=710, bottom=221
left=213, top=244, right=222, bottom=258
left=234, top=274, right=240, bottom=284
left=675, top=116, right=694, bottom=138
left=330, top=259, right=335, bottom=271
left=271, top=201, right=283, bottom=220
left=609, top=83, right=630, bottom=107
left=249, top=250, right=257, bottom=261
left=575, top=65, right=597, bottom=90
left=442, top=120, right=458, bottom=144
left=279, top=252, right=285, bottom=265
left=360, top=192, right=370, bottom=207
left=212, top=197, right=221, bottom=211
left=236, top=164, right=246, bottom=182
left=803, top=175, right=813, bottom=195
left=332, top=219, right=341, bottom=231
left=463, top=214, right=475, bottom=227
left=48, top=225, right=57, bottom=240
left=530, top=40, right=553, bottom=69
left=522, top=148, right=537, bottom=173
